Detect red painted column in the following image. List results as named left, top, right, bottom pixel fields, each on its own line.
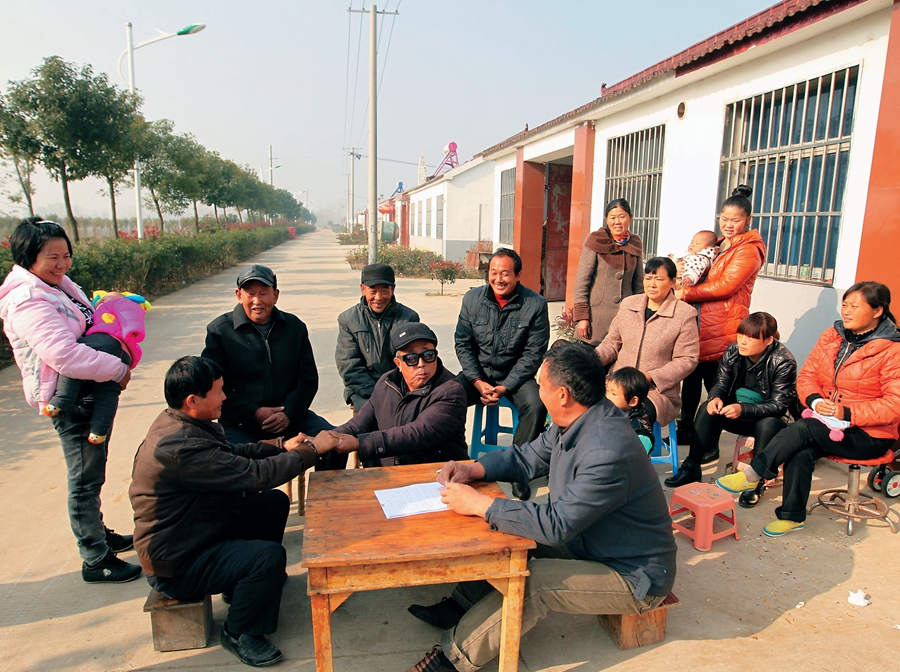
left=399, top=194, right=410, bottom=247
left=857, top=0, right=900, bottom=297
left=565, top=122, right=596, bottom=309
left=513, top=147, right=545, bottom=293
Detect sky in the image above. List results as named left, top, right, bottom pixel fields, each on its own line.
left=0, top=0, right=777, bottom=226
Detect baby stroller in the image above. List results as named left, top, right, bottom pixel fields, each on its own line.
left=867, top=442, right=900, bottom=498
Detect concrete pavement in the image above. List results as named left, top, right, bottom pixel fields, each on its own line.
left=0, top=229, right=898, bottom=671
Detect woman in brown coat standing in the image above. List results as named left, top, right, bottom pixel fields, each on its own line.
left=595, top=257, right=699, bottom=428
left=573, top=199, right=643, bottom=346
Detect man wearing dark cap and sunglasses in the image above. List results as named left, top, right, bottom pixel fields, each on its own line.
left=202, top=265, right=339, bottom=466
left=311, top=322, right=468, bottom=466
left=336, top=263, right=419, bottom=411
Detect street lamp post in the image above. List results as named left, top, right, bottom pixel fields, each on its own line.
left=118, top=22, right=206, bottom=239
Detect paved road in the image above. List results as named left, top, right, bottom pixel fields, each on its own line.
left=0, top=230, right=897, bottom=671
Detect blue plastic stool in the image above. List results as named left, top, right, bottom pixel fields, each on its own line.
left=650, top=420, right=680, bottom=472
left=469, top=397, right=520, bottom=459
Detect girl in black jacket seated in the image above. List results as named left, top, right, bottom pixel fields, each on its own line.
left=665, top=312, right=799, bottom=506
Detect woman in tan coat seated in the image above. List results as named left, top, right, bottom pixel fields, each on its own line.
left=595, top=257, right=700, bottom=434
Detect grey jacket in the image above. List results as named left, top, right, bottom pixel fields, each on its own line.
left=479, top=400, right=677, bottom=599
left=335, top=297, right=419, bottom=407
left=454, top=284, right=550, bottom=393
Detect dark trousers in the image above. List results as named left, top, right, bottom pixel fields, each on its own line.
left=688, top=408, right=787, bottom=464
left=222, top=410, right=347, bottom=471
left=458, top=375, right=546, bottom=448
left=749, top=418, right=894, bottom=523
left=51, top=333, right=129, bottom=437
left=149, top=490, right=290, bottom=635
left=679, top=361, right=719, bottom=430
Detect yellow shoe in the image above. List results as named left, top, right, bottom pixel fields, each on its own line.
left=763, top=520, right=805, bottom=537
left=716, top=471, right=759, bottom=493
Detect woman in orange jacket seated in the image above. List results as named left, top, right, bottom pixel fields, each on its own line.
left=717, top=282, right=900, bottom=537
left=675, top=184, right=766, bottom=449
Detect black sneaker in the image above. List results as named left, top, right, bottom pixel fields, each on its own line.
left=82, top=552, right=142, bottom=584
left=104, top=526, right=134, bottom=553
left=220, top=623, right=283, bottom=667
left=511, top=481, right=531, bottom=501
left=408, top=597, right=466, bottom=630
left=406, top=645, right=456, bottom=672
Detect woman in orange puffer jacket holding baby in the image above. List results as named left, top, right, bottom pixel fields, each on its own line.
left=717, top=281, right=900, bottom=537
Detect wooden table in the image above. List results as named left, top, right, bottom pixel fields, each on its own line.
left=301, top=463, right=536, bottom=672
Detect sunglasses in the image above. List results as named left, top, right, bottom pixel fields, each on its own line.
left=398, top=349, right=438, bottom=366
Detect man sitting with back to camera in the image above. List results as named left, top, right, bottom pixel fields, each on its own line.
left=404, top=342, right=677, bottom=672
left=130, top=356, right=334, bottom=667
left=202, top=264, right=342, bottom=469
left=314, top=322, right=468, bottom=467
left=454, top=248, right=550, bottom=500
left=336, top=263, right=419, bottom=411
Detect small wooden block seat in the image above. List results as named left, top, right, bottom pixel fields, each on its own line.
left=143, top=589, right=212, bottom=652
left=669, top=483, right=740, bottom=552
left=598, top=593, right=680, bottom=649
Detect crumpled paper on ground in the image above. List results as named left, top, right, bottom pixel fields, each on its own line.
left=847, top=590, right=870, bottom=606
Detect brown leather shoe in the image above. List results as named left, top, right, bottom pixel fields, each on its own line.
left=406, top=645, right=456, bottom=672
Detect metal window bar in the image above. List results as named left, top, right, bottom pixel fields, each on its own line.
left=717, top=66, right=858, bottom=284
left=418, top=202, right=423, bottom=237
left=499, top=168, right=515, bottom=245
left=605, top=124, right=665, bottom=256
left=425, top=198, right=432, bottom=237
left=436, top=195, right=444, bottom=240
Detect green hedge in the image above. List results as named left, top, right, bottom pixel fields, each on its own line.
left=346, top=245, right=482, bottom=279
left=0, top=225, right=308, bottom=368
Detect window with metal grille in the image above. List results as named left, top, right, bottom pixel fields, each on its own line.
left=417, top=202, right=423, bottom=236
left=604, top=125, right=665, bottom=256
left=410, top=202, right=416, bottom=235
left=436, top=195, right=444, bottom=239
left=426, top=198, right=432, bottom=237
left=718, top=66, right=858, bottom=284
left=499, top=168, right=515, bottom=245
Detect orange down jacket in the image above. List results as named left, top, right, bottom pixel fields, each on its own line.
left=682, top=229, right=766, bottom=362
left=797, top=321, right=900, bottom=440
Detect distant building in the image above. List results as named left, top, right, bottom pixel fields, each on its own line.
left=471, top=0, right=899, bottom=360
left=403, top=155, right=495, bottom=263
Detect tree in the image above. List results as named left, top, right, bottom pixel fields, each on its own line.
left=5, top=56, right=142, bottom=241
left=0, top=96, right=40, bottom=216
left=429, top=260, right=462, bottom=295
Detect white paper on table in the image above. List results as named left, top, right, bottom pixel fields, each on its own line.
left=374, top=481, right=448, bottom=519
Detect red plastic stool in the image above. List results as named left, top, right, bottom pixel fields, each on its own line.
left=807, top=449, right=899, bottom=535
left=669, top=483, right=740, bottom=552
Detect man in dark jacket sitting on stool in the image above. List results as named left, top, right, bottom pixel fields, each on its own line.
left=130, top=356, right=333, bottom=667
left=336, top=263, right=419, bottom=411
left=201, top=264, right=342, bottom=470
left=313, top=322, right=468, bottom=466
left=454, top=248, right=550, bottom=500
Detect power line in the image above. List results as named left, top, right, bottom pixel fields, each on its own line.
left=358, top=0, right=401, bottom=148
left=341, top=8, right=353, bottom=148
left=347, top=2, right=366, bottom=147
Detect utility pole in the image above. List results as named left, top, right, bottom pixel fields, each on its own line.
left=268, top=144, right=274, bottom=186
left=348, top=148, right=360, bottom=233
left=350, top=4, right=399, bottom=263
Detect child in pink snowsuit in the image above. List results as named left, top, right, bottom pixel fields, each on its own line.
left=44, top=292, right=150, bottom=443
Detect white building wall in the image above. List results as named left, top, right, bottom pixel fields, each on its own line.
left=583, top=4, right=891, bottom=356
left=408, top=180, right=445, bottom=256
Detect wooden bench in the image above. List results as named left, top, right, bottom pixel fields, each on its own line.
left=143, top=589, right=212, bottom=652
left=598, top=593, right=680, bottom=650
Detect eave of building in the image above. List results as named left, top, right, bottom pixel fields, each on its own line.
left=480, top=0, right=878, bottom=162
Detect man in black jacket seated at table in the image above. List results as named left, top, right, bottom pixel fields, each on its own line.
left=314, top=322, right=469, bottom=467
left=201, top=264, right=342, bottom=469
left=130, top=356, right=332, bottom=667
left=454, top=248, right=550, bottom=500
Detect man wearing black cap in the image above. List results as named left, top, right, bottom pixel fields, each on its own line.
left=201, top=264, right=336, bottom=452
left=335, top=263, right=419, bottom=410
left=314, top=321, right=468, bottom=466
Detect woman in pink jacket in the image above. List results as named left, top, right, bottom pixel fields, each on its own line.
left=0, top=218, right=142, bottom=584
